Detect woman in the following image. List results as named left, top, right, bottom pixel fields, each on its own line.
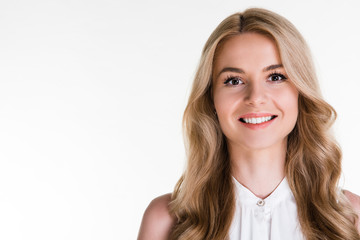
left=138, top=8, right=360, bottom=240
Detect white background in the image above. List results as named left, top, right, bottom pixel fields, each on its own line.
left=0, top=0, right=359, bottom=239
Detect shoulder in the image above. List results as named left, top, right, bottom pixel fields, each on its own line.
left=138, top=193, right=176, bottom=240
left=343, top=190, right=360, bottom=212
left=343, top=190, right=360, bottom=232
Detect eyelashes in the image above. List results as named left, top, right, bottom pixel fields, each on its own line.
left=223, top=71, right=288, bottom=86
left=223, top=76, right=243, bottom=86
left=268, top=72, right=287, bottom=82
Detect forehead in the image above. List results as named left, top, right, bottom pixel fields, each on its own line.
left=213, top=33, right=281, bottom=74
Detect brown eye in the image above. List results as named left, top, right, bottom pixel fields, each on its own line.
left=224, top=77, right=243, bottom=86
left=268, top=73, right=287, bottom=82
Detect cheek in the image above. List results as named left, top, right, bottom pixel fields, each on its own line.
left=213, top=90, right=241, bottom=133
left=213, top=90, right=239, bottom=118
left=279, top=87, right=299, bottom=121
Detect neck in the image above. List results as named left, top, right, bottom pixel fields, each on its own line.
left=229, top=139, right=287, bottom=199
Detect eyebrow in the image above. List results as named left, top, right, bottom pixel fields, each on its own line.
left=216, top=64, right=284, bottom=79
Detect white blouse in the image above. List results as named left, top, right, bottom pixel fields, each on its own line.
left=229, top=177, right=304, bottom=240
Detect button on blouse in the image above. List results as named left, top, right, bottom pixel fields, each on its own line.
left=229, top=177, right=304, bottom=240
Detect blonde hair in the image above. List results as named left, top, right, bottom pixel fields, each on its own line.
left=169, top=8, right=360, bottom=240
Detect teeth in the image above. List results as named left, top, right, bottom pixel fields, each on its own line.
left=242, top=116, right=273, bottom=124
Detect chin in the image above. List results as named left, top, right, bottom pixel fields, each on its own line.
left=233, top=136, right=286, bottom=151
left=241, top=141, right=278, bottom=151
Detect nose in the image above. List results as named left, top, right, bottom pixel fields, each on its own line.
left=244, top=81, right=267, bottom=106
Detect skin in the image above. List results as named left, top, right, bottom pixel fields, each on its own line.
left=137, top=33, right=360, bottom=239
left=137, top=193, right=174, bottom=240
left=212, top=33, right=298, bottom=198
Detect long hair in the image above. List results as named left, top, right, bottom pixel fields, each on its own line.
left=169, top=8, right=360, bottom=240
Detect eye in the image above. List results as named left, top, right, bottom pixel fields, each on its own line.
left=223, top=76, right=243, bottom=86
left=268, top=72, right=287, bottom=83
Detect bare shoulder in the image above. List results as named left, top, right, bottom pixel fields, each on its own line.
left=343, top=190, right=360, bottom=232
left=138, top=193, right=176, bottom=240
left=343, top=190, right=360, bottom=212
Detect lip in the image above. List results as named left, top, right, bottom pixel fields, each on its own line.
left=239, top=112, right=276, bottom=118
left=238, top=112, right=278, bottom=130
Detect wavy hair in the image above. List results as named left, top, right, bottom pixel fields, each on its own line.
left=169, top=8, right=360, bottom=240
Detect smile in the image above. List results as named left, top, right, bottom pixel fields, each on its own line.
left=238, top=114, right=278, bottom=130
left=240, top=115, right=277, bottom=124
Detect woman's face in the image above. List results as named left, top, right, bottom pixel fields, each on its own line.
left=212, top=33, right=299, bottom=151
